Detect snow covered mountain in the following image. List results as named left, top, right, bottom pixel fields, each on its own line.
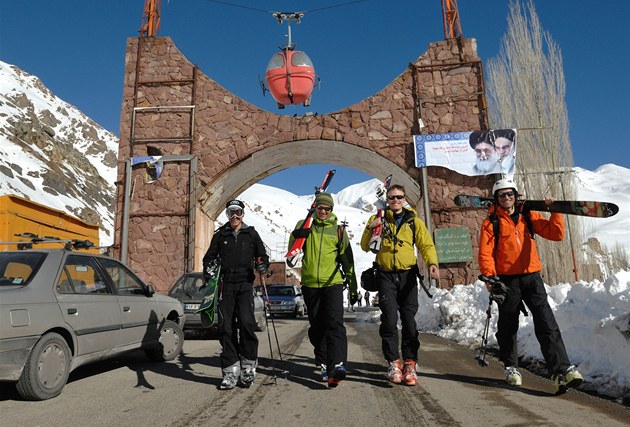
left=0, top=60, right=118, bottom=244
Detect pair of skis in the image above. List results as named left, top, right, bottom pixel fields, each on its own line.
left=367, top=174, right=393, bottom=254
left=284, top=171, right=393, bottom=262
left=285, top=170, right=336, bottom=267
left=454, top=195, right=618, bottom=218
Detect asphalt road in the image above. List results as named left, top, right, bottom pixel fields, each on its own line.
left=1, top=307, right=628, bottom=426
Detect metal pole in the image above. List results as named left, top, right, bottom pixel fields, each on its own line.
left=421, top=168, right=432, bottom=233
left=121, top=160, right=132, bottom=264
left=558, top=174, right=579, bottom=282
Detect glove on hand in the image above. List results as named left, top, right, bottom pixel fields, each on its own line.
left=202, top=264, right=213, bottom=283
left=490, top=281, right=509, bottom=305
left=255, top=260, right=268, bottom=274
left=292, top=227, right=311, bottom=239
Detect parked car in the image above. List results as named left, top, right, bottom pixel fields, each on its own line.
left=259, top=284, right=307, bottom=318
left=0, top=241, right=185, bottom=401
left=168, top=272, right=266, bottom=333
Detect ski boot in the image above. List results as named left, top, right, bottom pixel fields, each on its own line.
left=504, top=366, right=522, bottom=386
left=319, top=364, right=329, bottom=382
left=220, top=362, right=241, bottom=390
left=239, top=357, right=257, bottom=388
left=552, top=365, right=583, bottom=395
left=327, top=363, right=346, bottom=388
left=387, top=359, right=402, bottom=384
left=402, top=359, right=417, bottom=386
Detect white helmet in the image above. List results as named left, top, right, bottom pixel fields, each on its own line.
left=492, top=179, right=518, bottom=197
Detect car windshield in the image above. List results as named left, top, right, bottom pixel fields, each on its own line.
left=266, top=286, right=295, bottom=296
left=169, top=275, right=205, bottom=298
left=0, top=252, right=47, bottom=286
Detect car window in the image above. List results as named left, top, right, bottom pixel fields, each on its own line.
left=267, top=286, right=295, bottom=296
left=98, top=258, right=146, bottom=296
left=0, top=252, right=46, bottom=286
left=170, top=275, right=205, bottom=298
left=57, top=255, right=111, bottom=294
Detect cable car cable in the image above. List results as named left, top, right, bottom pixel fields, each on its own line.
left=206, top=0, right=371, bottom=16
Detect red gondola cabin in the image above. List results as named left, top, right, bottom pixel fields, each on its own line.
left=265, top=48, right=316, bottom=108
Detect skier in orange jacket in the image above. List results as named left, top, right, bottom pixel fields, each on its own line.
left=478, top=178, right=583, bottom=394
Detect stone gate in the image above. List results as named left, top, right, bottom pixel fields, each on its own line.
left=113, top=36, right=494, bottom=292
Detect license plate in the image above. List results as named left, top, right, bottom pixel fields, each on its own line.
left=184, top=303, right=200, bottom=310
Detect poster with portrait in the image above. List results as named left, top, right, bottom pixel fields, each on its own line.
left=413, top=129, right=517, bottom=179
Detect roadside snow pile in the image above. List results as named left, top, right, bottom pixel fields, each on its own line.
left=416, top=271, right=630, bottom=402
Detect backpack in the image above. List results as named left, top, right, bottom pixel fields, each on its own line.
left=488, top=204, right=535, bottom=254
left=361, top=216, right=416, bottom=292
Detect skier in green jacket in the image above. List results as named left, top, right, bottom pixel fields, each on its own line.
left=288, top=192, right=358, bottom=388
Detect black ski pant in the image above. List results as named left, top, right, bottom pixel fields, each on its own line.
left=302, top=284, right=347, bottom=371
left=377, top=268, right=419, bottom=362
left=496, top=272, right=571, bottom=376
left=218, top=280, right=259, bottom=369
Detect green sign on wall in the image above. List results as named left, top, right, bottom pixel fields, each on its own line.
left=434, top=227, right=473, bottom=263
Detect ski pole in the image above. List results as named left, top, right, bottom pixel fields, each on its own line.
left=258, top=267, right=288, bottom=384
left=260, top=280, right=278, bottom=385
left=475, top=296, right=493, bottom=367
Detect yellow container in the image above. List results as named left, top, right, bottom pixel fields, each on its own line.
left=0, top=194, right=100, bottom=252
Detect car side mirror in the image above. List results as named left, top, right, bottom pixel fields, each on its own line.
left=145, top=284, right=156, bottom=297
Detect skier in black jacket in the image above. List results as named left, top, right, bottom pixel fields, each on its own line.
left=203, top=199, right=270, bottom=390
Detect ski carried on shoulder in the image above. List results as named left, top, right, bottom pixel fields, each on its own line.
left=368, top=174, right=392, bottom=253
left=454, top=195, right=619, bottom=218
left=285, top=169, right=336, bottom=266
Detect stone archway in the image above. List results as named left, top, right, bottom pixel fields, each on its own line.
left=113, top=36, right=493, bottom=292
left=199, top=140, right=422, bottom=219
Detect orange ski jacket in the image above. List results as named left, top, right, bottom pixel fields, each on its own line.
left=478, top=205, right=565, bottom=276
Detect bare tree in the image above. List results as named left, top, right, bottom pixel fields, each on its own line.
left=485, top=0, right=586, bottom=284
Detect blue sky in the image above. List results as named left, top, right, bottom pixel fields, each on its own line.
left=1, top=0, right=628, bottom=195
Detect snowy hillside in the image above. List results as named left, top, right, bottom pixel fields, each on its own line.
left=0, top=60, right=118, bottom=244
left=573, top=165, right=630, bottom=257
left=239, top=182, right=376, bottom=275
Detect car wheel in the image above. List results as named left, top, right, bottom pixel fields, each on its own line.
left=145, top=320, right=184, bottom=362
left=16, top=332, right=71, bottom=401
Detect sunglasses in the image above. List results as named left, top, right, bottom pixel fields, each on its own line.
left=497, top=191, right=515, bottom=199
left=387, top=195, right=405, bottom=200
left=316, top=206, right=332, bottom=212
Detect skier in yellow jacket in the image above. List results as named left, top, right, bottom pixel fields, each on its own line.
left=361, top=184, right=439, bottom=386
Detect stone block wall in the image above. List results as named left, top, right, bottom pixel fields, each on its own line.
left=114, top=36, right=492, bottom=292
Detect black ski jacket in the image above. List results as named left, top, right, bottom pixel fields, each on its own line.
left=203, top=223, right=269, bottom=283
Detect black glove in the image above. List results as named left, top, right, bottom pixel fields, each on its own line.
left=490, top=281, right=509, bottom=305
left=292, top=227, right=311, bottom=239
left=255, top=260, right=269, bottom=274
left=350, top=293, right=359, bottom=306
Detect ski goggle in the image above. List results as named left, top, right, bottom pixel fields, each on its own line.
left=497, top=191, right=515, bottom=199
left=227, top=209, right=243, bottom=218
